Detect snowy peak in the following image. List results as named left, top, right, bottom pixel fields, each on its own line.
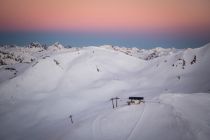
left=0, top=43, right=209, bottom=67
left=0, top=47, right=36, bottom=65
left=27, top=42, right=45, bottom=49
left=47, top=42, right=64, bottom=51
left=0, top=42, right=66, bottom=66
left=174, top=43, right=210, bottom=68
left=99, top=45, right=181, bottom=60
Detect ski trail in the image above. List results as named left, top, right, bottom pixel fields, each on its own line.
left=92, top=114, right=103, bottom=140
left=91, top=109, right=112, bottom=140
left=126, top=103, right=146, bottom=140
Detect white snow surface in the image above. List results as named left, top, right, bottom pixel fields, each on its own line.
left=0, top=43, right=210, bottom=140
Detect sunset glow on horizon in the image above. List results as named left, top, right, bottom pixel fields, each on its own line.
left=0, top=0, right=210, bottom=48
left=0, top=0, right=210, bottom=33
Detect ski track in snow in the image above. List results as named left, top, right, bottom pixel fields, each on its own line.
left=126, top=103, right=146, bottom=140
left=92, top=111, right=106, bottom=140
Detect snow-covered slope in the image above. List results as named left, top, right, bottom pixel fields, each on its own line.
left=100, top=45, right=181, bottom=60
left=0, top=42, right=75, bottom=83
left=0, top=43, right=210, bottom=140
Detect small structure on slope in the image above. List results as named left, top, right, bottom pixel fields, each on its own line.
left=127, top=97, right=144, bottom=105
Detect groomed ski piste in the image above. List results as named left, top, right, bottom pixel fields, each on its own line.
left=0, top=43, right=210, bottom=140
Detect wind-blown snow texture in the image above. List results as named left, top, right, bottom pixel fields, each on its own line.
left=0, top=43, right=210, bottom=140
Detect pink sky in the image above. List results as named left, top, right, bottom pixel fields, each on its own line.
left=0, top=0, right=210, bottom=32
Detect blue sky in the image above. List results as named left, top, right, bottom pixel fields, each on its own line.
left=0, top=31, right=209, bottom=49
